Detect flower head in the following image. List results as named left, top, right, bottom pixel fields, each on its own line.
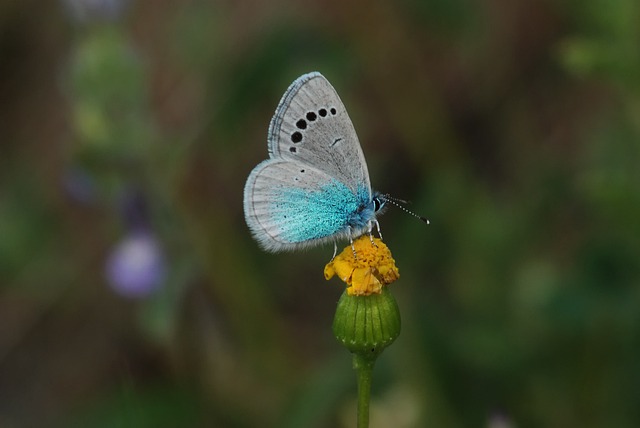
left=324, top=236, right=399, bottom=296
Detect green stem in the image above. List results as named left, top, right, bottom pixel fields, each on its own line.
left=353, top=353, right=376, bottom=428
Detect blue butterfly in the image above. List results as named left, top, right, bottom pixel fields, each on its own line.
left=243, top=72, right=388, bottom=252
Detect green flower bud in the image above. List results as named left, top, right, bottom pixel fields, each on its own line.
left=332, top=287, right=401, bottom=357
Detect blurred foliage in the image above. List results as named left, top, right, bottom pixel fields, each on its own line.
left=0, top=0, right=639, bottom=427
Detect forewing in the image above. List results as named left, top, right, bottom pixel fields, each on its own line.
left=267, top=72, right=371, bottom=198
left=243, top=159, right=368, bottom=252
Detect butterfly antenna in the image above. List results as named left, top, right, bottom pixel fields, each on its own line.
left=383, top=194, right=430, bottom=225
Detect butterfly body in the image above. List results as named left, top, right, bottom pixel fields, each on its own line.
left=244, top=72, right=384, bottom=252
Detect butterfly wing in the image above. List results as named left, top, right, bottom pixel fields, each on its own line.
left=267, top=72, right=371, bottom=197
left=243, top=159, right=372, bottom=252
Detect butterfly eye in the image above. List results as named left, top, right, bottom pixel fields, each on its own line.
left=373, top=197, right=383, bottom=212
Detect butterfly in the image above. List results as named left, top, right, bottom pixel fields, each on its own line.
left=243, top=72, right=388, bottom=253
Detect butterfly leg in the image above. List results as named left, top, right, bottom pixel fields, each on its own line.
left=367, top=221, right=380, bottom=247
left=367, top=222, right=376, bottom=246
left=347, top=226, right=357, bottom=259
left=331, top=241, right=338, bottom=261
left=374, top=219, right=383, bottom=241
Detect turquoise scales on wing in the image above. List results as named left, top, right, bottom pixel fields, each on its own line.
left=270, top=180, right=375, bottom=243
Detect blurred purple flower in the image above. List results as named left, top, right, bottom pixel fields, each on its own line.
left=61, top=0, right=129, bottom=23
left=105, top=231, right=166, bottom=298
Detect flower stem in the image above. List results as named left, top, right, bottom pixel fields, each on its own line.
left=353, top=353, right=376, bottom=428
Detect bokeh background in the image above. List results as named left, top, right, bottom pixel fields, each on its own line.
left=2, top=0, right=640, bottom=427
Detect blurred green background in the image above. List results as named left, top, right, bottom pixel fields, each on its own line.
left=1, top=0, right=640, bottom=427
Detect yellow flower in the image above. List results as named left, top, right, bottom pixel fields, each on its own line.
left=324, top=236, right=400, bottom=296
